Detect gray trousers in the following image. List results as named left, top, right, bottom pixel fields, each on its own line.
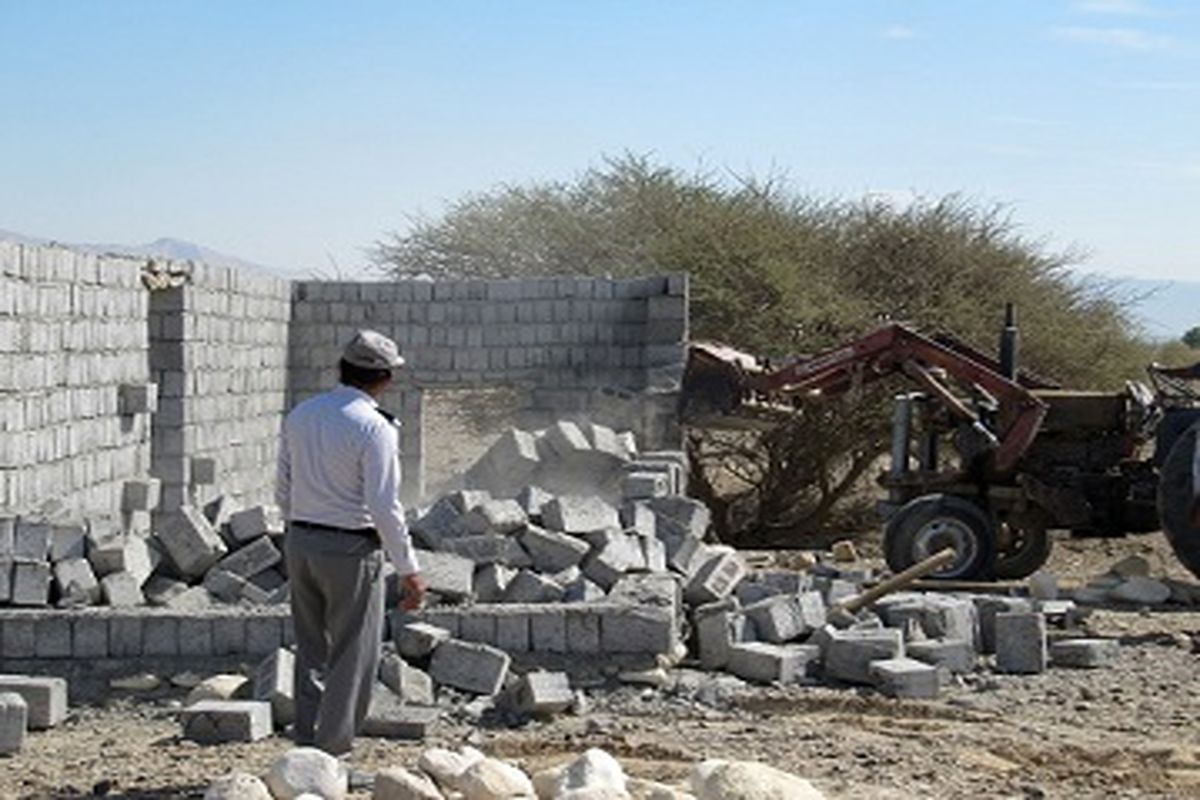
left=286, top=525, right=385, bottom=757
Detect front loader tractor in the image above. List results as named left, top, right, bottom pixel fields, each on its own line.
left=681, top=306, right=1200, bottom=581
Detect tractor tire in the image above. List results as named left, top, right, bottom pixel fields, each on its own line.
left=1160, top=421, right=1200, bottom=579
left=993, top=522, right=1053, bottom=580
left=884, top=494, right=994, bottom=580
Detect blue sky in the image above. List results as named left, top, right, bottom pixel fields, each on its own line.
left=0, top=0, right=1197, bottom=285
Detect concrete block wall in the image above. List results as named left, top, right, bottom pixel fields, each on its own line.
left=0, top=243, right=152, bottom=514
left=149, top=263, right=292, bottom=515
left=288, top=275, right=689, bottom=500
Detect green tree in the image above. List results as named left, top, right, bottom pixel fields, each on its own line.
left=1183, top=326, right=1200, bottom=349
left=373, top=155, right=1152, bottom=542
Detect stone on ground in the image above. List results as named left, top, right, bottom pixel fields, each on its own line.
left=186, top=674, right=250, bottom=705
left=554, top=748, right=628, bottom=796
left=1049, top=638, right=1120, bottom=668
left=203, top=772, right=272, bottom=800
left=372, top=766, right=444, bottom=800
left=429, top=639, right=510, bottom=695
left=0, top=692, right=27, bottom=754
left=458, top=757, right=534, bottom=800
left=689, top=759, right=825, bottom=800
left=418, top=746, right=486, bottom=793
left=266, top=747, right=348, bottom=800
left=1109, top=576, right=1172, bottom=605
left=0, top=675, right=68, bottom=729
left=180, top=700, right=272, bottom=743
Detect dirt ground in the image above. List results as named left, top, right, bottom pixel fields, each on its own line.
left=3, top=530, right=1200, bottom=800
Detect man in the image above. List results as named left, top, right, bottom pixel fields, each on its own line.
left=275, top=329, right=426, bottom=757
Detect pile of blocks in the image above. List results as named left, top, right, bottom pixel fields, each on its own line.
left=0, top=674, right=69, bottom=754
left=0, top=496, right=288, bottom=610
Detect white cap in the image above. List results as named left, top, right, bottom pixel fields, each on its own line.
left=342, top=329, right=405, bottom=369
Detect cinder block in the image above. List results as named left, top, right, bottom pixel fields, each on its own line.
left=34, top=616, right=72, bottom=657
left=0, top=692, right=27, bottom=754
left=994, top=612, right=1047, bottom=674
left=621, top=471, right=669, bottom=500
left=684, top=549, right=746, bottom=606
left=396, top=621, right=452, bottom=660
left=906, top=639, right=976, bottom=673
left=48, top=523, right=87, bottom=562
left=565, top=607, right=602, bottom=654
left=459, top=610, right=497, bottom=646
left=0, top=517, right=14, bottom=557
left=157, top=506, right=227, bottom=578
left=0, top=676, right=68, bottom=729
left=254, top=648, right=296, bottom=726
left=494, top=609, right=531, bottom=653
left=213, top=536, right=281, bottom=579
left=580, top=530, right=645, bottom=590
left=472, top=562, right=514, bottom=602
left=516, top=485, right=553, bottom=520
left=72, top=616, right=109, bottom=657
left=363, top=686, right=438, bottom=739
left=541, top=496, right=620, bottom=534
left=379, top=654, right=434, bottom=706
left=972, top=596, right=1034, bottom=654
left=101, top=572, right=145, bottom=607
left=118, top=383, right=158, bottom=415
left=870, top=657, right=941, bottom=699
left=429, top=639, right=510, bottom=695
left=212, top=617, right=247, bottom=655
left=441, top=534, right=528, bottom=567
left=599, top=605, right=675, bottom=654
left=0, top=558, right=12, bottom=603
left=121, top=479, right=162, bottom=512
left=143, top=615, right=180, bottom=656
left=0, top=617, right=35, bottom=657
left=727, top=642, right=820, bottom=684
left=13, top=519, right=50, bottom=560
left=1049, top=638, right=1119, bottom=669
left=108, top=617, right=143, bottom=656
left=520, top=526, right=590, bottom=573
left=467, top=429, right=542, bottom=498
left=190, top=457, right=217, bottom=486
left=694, top=598, right=745, bottom=670
left=87, top=530, right=157, bottom=583
left=462, top=499, right=527, bottom=535
left=11, top=561, right=51, bottom=606
left=178, top=617, right=214, bottom=657
left=503, top=570, right=565, bottom=604
left=530, top=608, right=568, bottom=653
left=164, top=585, right=212, bottom=611
left=823, top=628, right=905, bottom=685
left=53, top=558, right=100, bottom=606
left=413, top=550, right=474, bottom=599
left=744, top=592, right=825, bottom=643
left=514, top=671, right=572, bottom=716
left=245, top=616, right=283, bottom=655
left=228, top=506, right=283, bottom=543
left=180, top=700, right=272, bottom=743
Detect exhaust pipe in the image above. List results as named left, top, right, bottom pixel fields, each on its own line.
left=998, top=302, right=1018, bottom=381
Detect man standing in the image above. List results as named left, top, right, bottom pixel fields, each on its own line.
left=275, top=329, right=426, bottom=757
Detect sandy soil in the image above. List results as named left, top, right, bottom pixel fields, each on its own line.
left=4, top=529, right=1200, bottom=800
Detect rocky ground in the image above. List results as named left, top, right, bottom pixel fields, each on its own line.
left=3, top=530, right=1200, bottom=800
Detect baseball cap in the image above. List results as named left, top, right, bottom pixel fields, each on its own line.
left=342, top=329, right=406, bottom=369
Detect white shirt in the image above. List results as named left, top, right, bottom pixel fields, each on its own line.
left=275, top=384, right=419, bottom=576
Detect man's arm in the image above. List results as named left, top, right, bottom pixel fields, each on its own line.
left=362, top=422, right=421, bottom=577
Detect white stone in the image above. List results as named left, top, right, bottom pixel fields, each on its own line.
left=689, top=760, right=824, bottom=800
left=110, top=673, right=161, bottom=691
left=459, top=757, right=534, bottom=800
left=418, top=746, right=486, bottom=792
left=203, top=772, right=272, bottom=800
left=266, top=747, right=348, bottom=800
left=373, top=766, right=444, bottom=800
left=185, top=674, right=249, bottom=705
left=555, top=749, right=628, bottom=796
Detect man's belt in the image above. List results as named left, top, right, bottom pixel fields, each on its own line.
left=291, top=520, right=379, bottom=540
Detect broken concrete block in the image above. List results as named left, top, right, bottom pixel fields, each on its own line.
left=396, top=622, right=452, bottom=661
left=520, top=525, right=590, bottom=573
left=744, top=591, right=826, bottom=643
left=364, top=685, right=439, bottom=739
left=542, top=496, right=620, bottom=534
left=972, top=596, right=1034, bottom=654
left=1049, top=638, right=1119, bottom=669
left=228, top=506, right=284, bottom=543
left=181, top=700, right=272, bottom=743
left=414, top=549, right=474, bottom=599
left=254, top=648, right=295, bottom=727
left=684, top=548, right=746, bottom=606
left=621, top=471, right=669, bottom=500
left=53, top=558, right=101, bottom=606
left=379, top=654, right=435, bottom=706
left=462, top=499, right=528, bottom=535
left=429, top=639, right=510, bottom=695
left=11, top=561, right=51, bottom=606
left=48, top=523, right=88, bottom=562
left=214, top=536, right=281, bottom=579
left=514, top=671, right=572, bottom=716
left=906, top=638, right=976, bottom=673
left=504, top=569, right=566, bottom=603
left=994, top=612, right=1047, bottom=674
left=121, top=479, right=162, bottom=512
left=823, top=628, right=905, bottom=685
left=727, top=642, right=820, bottom=684
left=0, top=676, right=68, bottom=729
left=580, top=529, right=646, bottom=589
left=694, top=598, right=746, bottom=670
left=157, top=506, right=227, bottom=578
left=870, top=657, right=940, bottom=698
left=0, top=692, right=27, bottom=754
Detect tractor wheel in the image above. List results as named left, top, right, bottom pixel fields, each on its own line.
left=992, top=522, right=1053, bottom=580
left=1160, top=421, right=1200, bottom=578
left=884, top=494, right=994, bottom=580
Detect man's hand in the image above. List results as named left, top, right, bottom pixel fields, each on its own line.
left=399, top=573, right=427, bottom=611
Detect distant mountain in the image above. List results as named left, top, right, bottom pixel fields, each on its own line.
left=1118, top=277, right=1200, bottom=341
left=0, top=229, right=283, bottom=277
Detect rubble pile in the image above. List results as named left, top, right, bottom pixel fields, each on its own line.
left=0, top=497, right=289, bottom=610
